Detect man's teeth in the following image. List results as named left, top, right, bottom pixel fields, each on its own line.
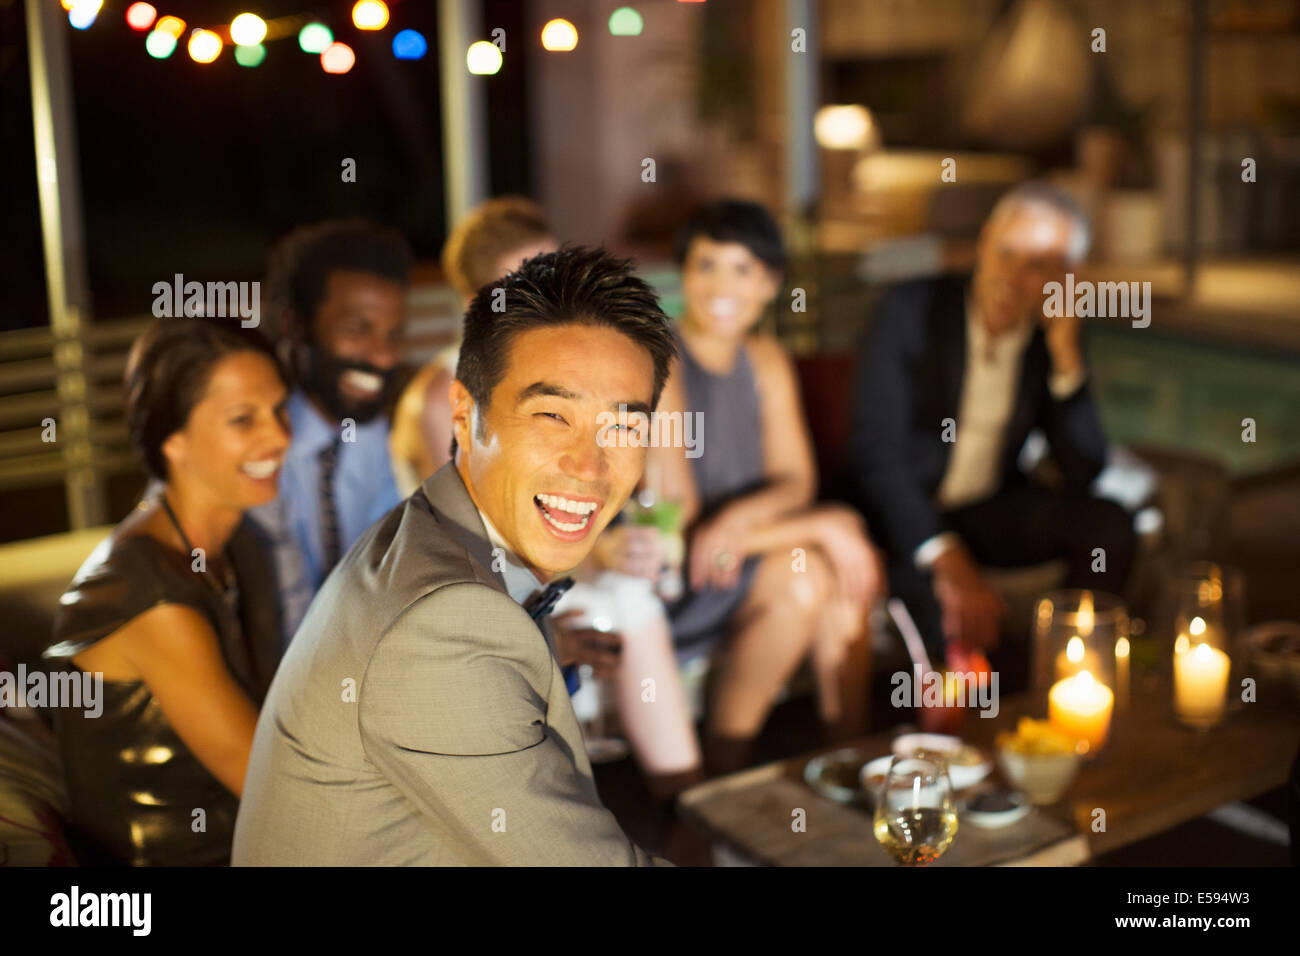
left=535, top=493, right=597, bottom=532
left=344, top=369, right=382, bottom=394
left=536, top=493, right=597, bottom=516
left=241, top=458, right=280, bottom=479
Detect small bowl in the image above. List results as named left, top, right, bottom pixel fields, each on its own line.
left=1242, top=621, right=1300, bottom=701
left=858, top=755, right=896, bottom=808
left=890, top=733, right=992, bottom=790
left=997, top=747, right=1082, bottom=805
left=804, top=747, right=873, bottom=803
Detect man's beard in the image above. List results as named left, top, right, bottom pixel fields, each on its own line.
left=295, top=344, right=397, bottom=424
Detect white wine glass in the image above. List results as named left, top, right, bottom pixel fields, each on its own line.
left=565, top=598, right=630, bottom=765
left=872, top=756, right=958, bottom=866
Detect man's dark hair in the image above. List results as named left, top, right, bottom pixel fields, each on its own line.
left=674, top=199, right=787, bottom=273
left=453, top=245, right=676, bottom=454
left=125, top=316, right=286, bottom=482
left=263, top=218, right=414, bottom=342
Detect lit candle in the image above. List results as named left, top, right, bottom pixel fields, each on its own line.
left=1048, top=670, right=1114, bottom=754
left=1115, top=636, right=1130, bottom=711
left=1174, top=642, right=1230, bottom=728
left=1055, top=635, right=1103, bottom=682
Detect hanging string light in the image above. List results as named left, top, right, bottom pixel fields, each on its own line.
left=298, top=23, right=333, bottom=54
left=234, top=44, right=267, bottom=67
left=145, top=29, right=177, bottom=58
left=609, top=7, right=643, bottom=36
left=392, top=29, right=427, bottom=60
left=67, top=0, right=103, bottom=30
left=229, top=14, right=268, bottom=47
left=154, top=16, right=185, bottom=39
left=187, top=29, right=223, bottom=64
left=466, top=40, right=502, bottom=75
left=541, top=19, right=578, bottom=52
left=351, top=1, right=389, bottom=31
left=321, top=41, right=356, bottom=74
left=124, top=3, right=157, bottom=32
left=87, top=1, right=662, bottom=73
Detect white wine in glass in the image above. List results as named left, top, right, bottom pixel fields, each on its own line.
left=872, top=756, right=958, bottom=865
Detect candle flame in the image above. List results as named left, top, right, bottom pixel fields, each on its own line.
left=1115, top=636, right=1130, bottom=658
left=1077, top=592, right=1095, bottom=636
left=1066, top=636, right=1085, bottom=663
left=1174, top=634, right=1190, bottom=654
left=1194, top=642, right=1213, bottom=661
left=1190, top=616, right=1206, bottom=636
left=1076, top=669, right=1094, bottom=687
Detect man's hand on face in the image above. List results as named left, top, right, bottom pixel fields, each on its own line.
left=930, top=544, right=1007, bottom=652
left=552, top=610, right=623, bottom=678
left=1039, top=306, right=1083, bottom=378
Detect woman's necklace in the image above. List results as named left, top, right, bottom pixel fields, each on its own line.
left=158, top=493, right=236, bottom=599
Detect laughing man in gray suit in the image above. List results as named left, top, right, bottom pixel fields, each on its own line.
left=233, top=247, right=677, bottom=865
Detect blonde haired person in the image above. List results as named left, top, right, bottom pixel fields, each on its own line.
left=390, top=196, right=556, bottom=494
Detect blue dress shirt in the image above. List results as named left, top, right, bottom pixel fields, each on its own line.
left=248, top=388, right=402, bottom=648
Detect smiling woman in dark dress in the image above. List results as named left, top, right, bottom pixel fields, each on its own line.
left=43, top=316, right=290, bottom=865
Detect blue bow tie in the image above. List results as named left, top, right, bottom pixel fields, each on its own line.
left=524, top=577, right=574, bottom=623
left=523, top=578, right=582, bottom=697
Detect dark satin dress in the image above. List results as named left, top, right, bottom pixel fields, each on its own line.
left=665, top=329, right=767, bottom=659
left=42, top=516, right=281, bottom=866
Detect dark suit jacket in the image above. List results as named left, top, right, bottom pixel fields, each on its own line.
left=848, top=273, right=1109, bottom=563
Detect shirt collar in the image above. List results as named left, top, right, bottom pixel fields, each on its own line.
left=287, top=388, right=340, bottom=455
left=476, top=507, right=544, bottom=606
left=966, top=292, right=1034, bottom=361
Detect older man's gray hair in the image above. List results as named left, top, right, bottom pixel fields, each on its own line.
left=986, top=181, right=1092, bottom=264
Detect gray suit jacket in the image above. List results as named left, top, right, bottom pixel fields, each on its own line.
left=232, top=463, right=663, bottom=865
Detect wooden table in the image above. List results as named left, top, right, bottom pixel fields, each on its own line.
left=678, top=682, right=1299, bottom=866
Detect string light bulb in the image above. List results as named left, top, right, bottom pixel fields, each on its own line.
left=321, top=41, right=356, bottom=74
left=230, top=13, right=267, bottom=47
left=352, top=1, right=389, bottom=30
left=187, top=28, right=223, bottom=64
left=125, top=2, right=156, bottom=31
left=541, top=18, right=578, bottom=52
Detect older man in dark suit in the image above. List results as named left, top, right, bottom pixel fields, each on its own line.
left=849, top=182, right=1135, bottom=674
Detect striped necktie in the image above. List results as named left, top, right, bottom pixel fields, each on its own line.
left=318, top=439, right=342, bottom=572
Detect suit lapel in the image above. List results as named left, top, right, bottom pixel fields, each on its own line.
left=419, top=463, right=509, bottom=599
left=936, top=276, right=969, bottom=420
left=1005, top=329, right=1047, bottom=460
left=419, top=464, right=563, bottom=659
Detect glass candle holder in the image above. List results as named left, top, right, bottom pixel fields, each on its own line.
left=1033, top=590, right=1127, bottom=756
left=1166, top=562, right=1244, bottom=730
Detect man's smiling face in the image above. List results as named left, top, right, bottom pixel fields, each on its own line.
left=451, top=322, right=655, bottom=582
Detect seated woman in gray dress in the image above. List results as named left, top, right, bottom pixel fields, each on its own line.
left=43, top=316, right=289, bottom=865
left=651, top=200, right=884, bottom=775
